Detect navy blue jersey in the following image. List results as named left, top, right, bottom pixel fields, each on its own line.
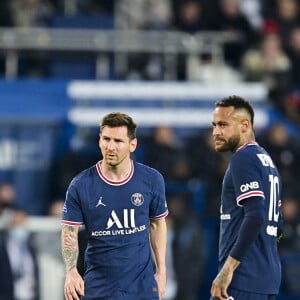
left=62, top=160, right=168, bottom=300
left=219, top=142, right=282, bottom=294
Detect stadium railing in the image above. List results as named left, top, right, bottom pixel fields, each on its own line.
left=0, top=27, right=230, bottom=79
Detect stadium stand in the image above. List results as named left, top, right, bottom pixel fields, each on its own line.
left=1, top=1, right=300, bottom=299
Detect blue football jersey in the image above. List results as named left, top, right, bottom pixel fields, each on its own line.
left=62, top=160, right=168, bottom=300
left=219, top=142, right=282, bottom=294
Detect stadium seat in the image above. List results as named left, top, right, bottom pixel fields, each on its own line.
left=50, top=13, right=114, bottom=30
left=48, top=13, right=114, bottom=79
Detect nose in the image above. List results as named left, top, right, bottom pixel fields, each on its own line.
left=212, top=126, right=220, bottom=136
left=107, top=140, right=115, bottom=150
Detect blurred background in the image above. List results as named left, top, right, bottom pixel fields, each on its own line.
left=1, top=0, right=300, bottom=299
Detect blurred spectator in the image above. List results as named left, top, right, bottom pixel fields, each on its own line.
left=257, top=123, right=300, bottom=195
left=0, top=0, right=14, bottom=27
left=279, top=194, right=300, bottom=255
left=187, top=130, right=229, bottom=217
left=9, top=0, right=54, bottom=27
left=8, top=0, right=55, bottom=77
left=0, top=183, right=39, bottom=300
left=49, top=130, right=99, bottom=201
left=270, top=0, right=300, bottom=49
left=186, top=52, right=242, bottom=83
left=143, top=0, right=173, bottom=30
left=168, top=194, right=205, bottom=300
left=171, top=0, right=209, bottom=80
left=213, top=0, right=258, bottom=68
left=278, top=193, right=300, bottom=297
left=282, top=26, right=300, bottom=123
left=286, top=26, right=300, bottom=88
left=118, top=0, right=172, bottom=80
left=33, top=199, right=64, bottom=300
left=116, top=0, right=169, bottom=30
left=283, top=89, right=300, bottom=125
left=142, top=126, right=191, bottom=181
left=172, top=0, right=208, bottom=33
left=241, top=32, right=291, bottom=111
left=240, top=0, right=263, bottom=30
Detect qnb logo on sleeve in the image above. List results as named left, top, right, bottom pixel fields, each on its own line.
left=240, top=181, right=259, bottom=193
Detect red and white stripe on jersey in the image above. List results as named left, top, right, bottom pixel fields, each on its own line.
left=96, top=160, right=134, bottom=186
left=61, top=220, right=84, bottom=226
left=236, top=190, right=265, bottom=206
left=237, top=141, right=258, bottom=152
left=150, top=210, right=169, bottom=220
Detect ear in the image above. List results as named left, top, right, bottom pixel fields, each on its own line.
left=241, top=119, right=250, bottom=133
left=130, top=138, right=137, bottom=152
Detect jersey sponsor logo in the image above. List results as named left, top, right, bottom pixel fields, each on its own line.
left=220, top=205, right=231, bottom=220
left=91, top=225, right=146, bottom=237
left=220, top=214, right=231, bottom=220
left=106, top=209, right=136, bottom=229
left=95, top=197, right=106, bottom=207
left=91, top=209, right=147, bottom=237
left=240, top=181, right=259, bottom=193
left=131, top=193, right=144, bottom=206
left=266, top=225, right=278, bottom=237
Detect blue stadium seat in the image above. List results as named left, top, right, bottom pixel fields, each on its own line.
left=49, top=59, right=96, bottom=80
left=50, top=13, right=114, bottom=30
left=48, top=13, right=114, bottom=79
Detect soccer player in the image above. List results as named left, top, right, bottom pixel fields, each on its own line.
left=210, top=96, right=282, bottom=300
left=61, top=112, right=168, bottom=300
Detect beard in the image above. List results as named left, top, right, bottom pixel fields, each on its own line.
left=215, top=134, right=240, bottom=152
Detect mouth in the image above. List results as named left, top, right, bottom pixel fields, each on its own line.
left=106, top=153, right=116, bottom=159
left=214, top=138, right=224, bottom=146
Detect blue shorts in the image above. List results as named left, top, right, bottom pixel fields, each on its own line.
left=210, top=287, right=278, bottom=300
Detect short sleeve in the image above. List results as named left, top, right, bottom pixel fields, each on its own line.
left=231, top=152, right=265, bottom=206
left=149, top=171, right=168, bottom=219
left=61, top=178, right=84, bottom=226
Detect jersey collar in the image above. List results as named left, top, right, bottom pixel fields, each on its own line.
left=237, top=140, right=258, bottom=152
left=96, top=159, right=134, bottom=186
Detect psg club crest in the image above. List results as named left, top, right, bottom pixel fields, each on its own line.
left=131, top=193, right=144, bottom=206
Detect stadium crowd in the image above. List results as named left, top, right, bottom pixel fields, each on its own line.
left=1, top=0, right=300, bottom=299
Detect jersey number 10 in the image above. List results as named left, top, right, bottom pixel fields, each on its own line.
left=267, top=174, right=280, bottom=237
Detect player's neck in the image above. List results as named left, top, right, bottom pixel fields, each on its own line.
left=238, top=132, right=255, bottom=149
left=100, top=159, right=132, bottom=181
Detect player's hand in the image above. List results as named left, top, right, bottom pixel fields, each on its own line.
left=64, top=268, right=84, bottom=300
left=211, top=256, right=239, bottom=300
left=155, top=271, right=166, bottom=300
left=210, top=264, right=233, bottom=300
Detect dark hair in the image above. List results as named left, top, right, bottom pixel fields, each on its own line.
left=215, top=95, right=254, bottom=126
left=100, top=112, right=137, bottom=140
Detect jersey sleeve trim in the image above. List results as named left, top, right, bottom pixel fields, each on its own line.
left=236, top=191, right=265, bottom=206
left=150, top=209, right=169, bottom=219
left=61, top=220, right=84, bottom=226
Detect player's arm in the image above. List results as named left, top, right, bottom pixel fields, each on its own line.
left=61, top=224, right=84, bottom=300
left=211, top=255, right=240, bottom=300
left=150, top=217, right=167, bottom=300
left=211, top=196, right=265, bottom=300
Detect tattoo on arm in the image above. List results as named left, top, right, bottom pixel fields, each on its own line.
left=216, top=268, right=229, bottom=285
left=61, top=225, right=79, bottom=271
